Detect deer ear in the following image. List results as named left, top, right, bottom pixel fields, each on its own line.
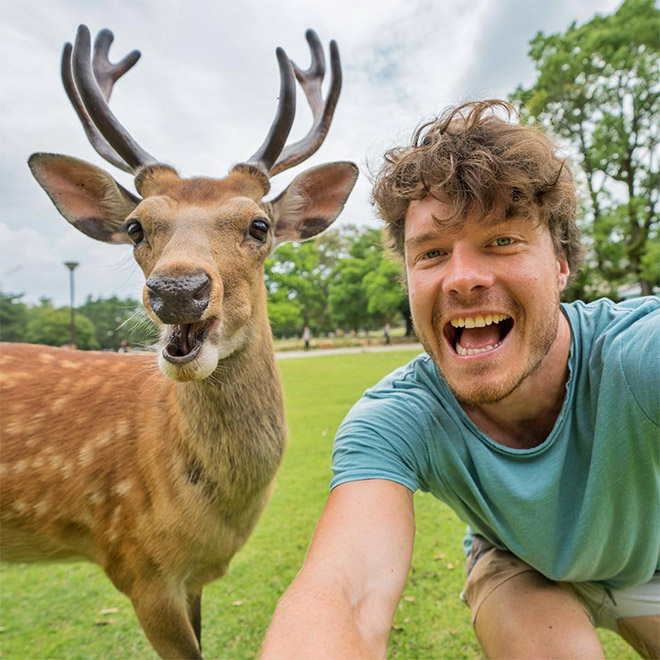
left=270, top=162, right=358, bottom=243
left=28, top=153, right=140, bottom=245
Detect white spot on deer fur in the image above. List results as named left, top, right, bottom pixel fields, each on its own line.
left=14, top=500, right=28, bottom=514
left=87, top=491, right=104, bottom=507
left=3, top=420, right=21, bottom=437
left=115, top=420, right=130, bottom=437
left=35, top=501, right=49, bottom=516
left=79, top=444, right=94, bottom=466
left=39, top=353, right=55, bottom=363
left=14, top=459, right=28, bottom=473
left=114, top=480, right=133, bottom=497
left=48, top=454, right=63, bottom=470
left=51, top=398, right=66, bottom=413
left=96, top=429, right=113, bottom=447
left=107, top=505, right=122, bottom=542
left=61, top=360, right=81, bottom=369
left=0, top=373, right=17, bottom=387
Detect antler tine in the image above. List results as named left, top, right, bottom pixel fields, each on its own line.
left=61, top=41, right=133, bottom=173
left=241, top=47, right=297, bottom=176
left=71, top=25, right=157, bottom=172
left=268, top=30, right=342, bottom=177
left=91, top=28, right=141, bottom=102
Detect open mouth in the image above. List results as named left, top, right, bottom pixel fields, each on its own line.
left=444, top=314, right=514, bottom=357
left=162, top=318, right=217, bottom=364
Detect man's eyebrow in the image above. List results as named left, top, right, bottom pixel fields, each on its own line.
left=405, top=215, right=461, bottom=247
left=405, top=230, right=442, bottom=247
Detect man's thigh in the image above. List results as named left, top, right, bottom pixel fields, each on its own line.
left=566, top=578, right=660, bottom=659
left=463, top=542, right=604, bottom=660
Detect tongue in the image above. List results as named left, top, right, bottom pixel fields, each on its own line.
left=459, top=325, right=501, bottom=350
left=179, top=324, right=193, bottom=355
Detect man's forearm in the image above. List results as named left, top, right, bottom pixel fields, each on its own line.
left=260, top=575, right=389, bottom=660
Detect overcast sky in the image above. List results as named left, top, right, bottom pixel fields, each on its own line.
left=1, top=0, right=621, bottom=306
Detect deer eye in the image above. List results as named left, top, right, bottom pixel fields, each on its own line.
left=248, top=218, right=270, bottom=243
left=126, top=219, right=144, bottom=245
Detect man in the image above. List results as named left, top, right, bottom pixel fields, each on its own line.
left=261, top=100, right=659, bottom=659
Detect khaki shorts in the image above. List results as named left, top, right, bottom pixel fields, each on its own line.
left=462, top=536, right=660, bottom=659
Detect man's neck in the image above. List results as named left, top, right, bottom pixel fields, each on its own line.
left=461, top=313, right=572, bottom=449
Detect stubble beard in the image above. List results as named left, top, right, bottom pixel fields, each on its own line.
left=416, top=297, right=562, bottom=406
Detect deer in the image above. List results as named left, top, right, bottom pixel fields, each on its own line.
left=0, top=24, right=357, bottom=660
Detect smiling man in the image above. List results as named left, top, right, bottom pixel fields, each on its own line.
left=261, top=101, right=660, bottom=659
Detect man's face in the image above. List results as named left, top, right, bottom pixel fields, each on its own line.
left=404, top=196, right=569, bottom=405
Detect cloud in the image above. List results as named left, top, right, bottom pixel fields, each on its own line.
left=0, top=0, right=619, bottom=305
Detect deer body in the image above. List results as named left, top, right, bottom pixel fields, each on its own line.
left=0, top=25, right=357, bottom=659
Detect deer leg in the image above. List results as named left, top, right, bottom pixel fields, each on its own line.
left=187, top=591, right=202, bottom=651
left=130, top=582, right=203, bottom=660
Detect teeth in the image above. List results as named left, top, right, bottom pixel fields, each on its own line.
left=456, top=343, right=499, bottom=356
left=450, top=313, right=508, bottom=328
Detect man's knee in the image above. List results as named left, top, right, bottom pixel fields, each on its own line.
left=473, top=571, right=604, bottom=659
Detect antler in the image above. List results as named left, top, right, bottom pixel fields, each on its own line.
left=270, top=30, right=342, bottom=176
left=240, top=29, right=342, bottom=178
left=62, top=25, right=157, bottom=173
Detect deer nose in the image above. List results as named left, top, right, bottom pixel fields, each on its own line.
left=146, top=273, right=211, bottom=324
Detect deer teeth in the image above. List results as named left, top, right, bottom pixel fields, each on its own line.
left=450, top=314, right=509, bottom=328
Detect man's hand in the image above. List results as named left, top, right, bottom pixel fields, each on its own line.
left=260, top=479, right=415, bottom=660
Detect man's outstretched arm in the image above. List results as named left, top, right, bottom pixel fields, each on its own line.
left=260, top=479, right=415, bottom=660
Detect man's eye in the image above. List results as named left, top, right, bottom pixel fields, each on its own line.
left=493, top=237, right=514, bottom=247
left=422, top=249, right=443, bottom=260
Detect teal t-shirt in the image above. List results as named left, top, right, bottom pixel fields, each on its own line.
left=331, top=297, right=660, bottom=589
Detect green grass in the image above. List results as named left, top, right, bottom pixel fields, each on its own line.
left=0, top=351, right=636, bottom=659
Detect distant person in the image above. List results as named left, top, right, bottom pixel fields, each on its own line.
left=117, top=339, right=131, bottom=353
left=302, top=326, right=311, bottom=351
left=384, top=322, right=391, bottom=345
left=261, top=100, right=659, bottom=659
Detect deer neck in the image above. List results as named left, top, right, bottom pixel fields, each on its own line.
left=168, top=289, right=286, bottom=499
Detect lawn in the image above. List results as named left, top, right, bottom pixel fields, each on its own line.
left=0, top=350, right=635, bottom=659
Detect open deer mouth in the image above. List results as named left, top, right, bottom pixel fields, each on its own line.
left=162, top=319, right=217, bottom=364
left=444, top=314, right=514, bottom=356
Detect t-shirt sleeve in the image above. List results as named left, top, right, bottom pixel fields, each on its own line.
left=617, top=302, right=660, bottom=426
left=330, top=387, right=432, bottom=493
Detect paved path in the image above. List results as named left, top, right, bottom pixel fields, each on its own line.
left=276, top=342, right=422, bottom=360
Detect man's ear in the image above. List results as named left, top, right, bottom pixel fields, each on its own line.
left=28, top=153, right=140, bottom=245
left=558, top=252, right=570, bottom=291
left=270, top=162, right=358, bottom=243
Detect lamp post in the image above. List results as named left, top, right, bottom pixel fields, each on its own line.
left=64, top=261, right=79, bottom=347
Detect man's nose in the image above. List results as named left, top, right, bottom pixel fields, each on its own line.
left=441, top=243, right=495, bottom=296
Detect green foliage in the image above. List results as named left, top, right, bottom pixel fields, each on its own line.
left=25, top=303, right=98, bottom=349
left=0, top=291, right=31, bottom=342
left=267, top=226, right=410, bottom=336
left=0, top=293, right=158, bottom=351
left=0, top=351, right=633, bottom=659
left=78, top=295, right=158, bottom=350
left=328, top=227, right=409, bottom=332
left=265, top=232, right=344, bottom=335
left=512, top=0, right=660, bottom=297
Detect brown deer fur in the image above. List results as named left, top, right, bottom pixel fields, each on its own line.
left=1, top=141, right=357, bottom=658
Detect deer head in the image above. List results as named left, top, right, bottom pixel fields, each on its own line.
left=29, top=26, right=358, bottom=382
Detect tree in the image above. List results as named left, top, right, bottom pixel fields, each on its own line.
left=363, top=259, right=413, bottom=336
left=25, top=304, right=98, bottom=349
left=328, top=227, right=410, bottom=333
left=265, top=229, right=348, bottom=335
left=0, top=291, right=31, bottom=342
left=78, top=295, right=157, bottom=350
left=512, top=0, right=659, bottom=298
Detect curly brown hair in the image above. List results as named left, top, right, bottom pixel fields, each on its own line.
left=372, top=100, right=583, bottom=277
